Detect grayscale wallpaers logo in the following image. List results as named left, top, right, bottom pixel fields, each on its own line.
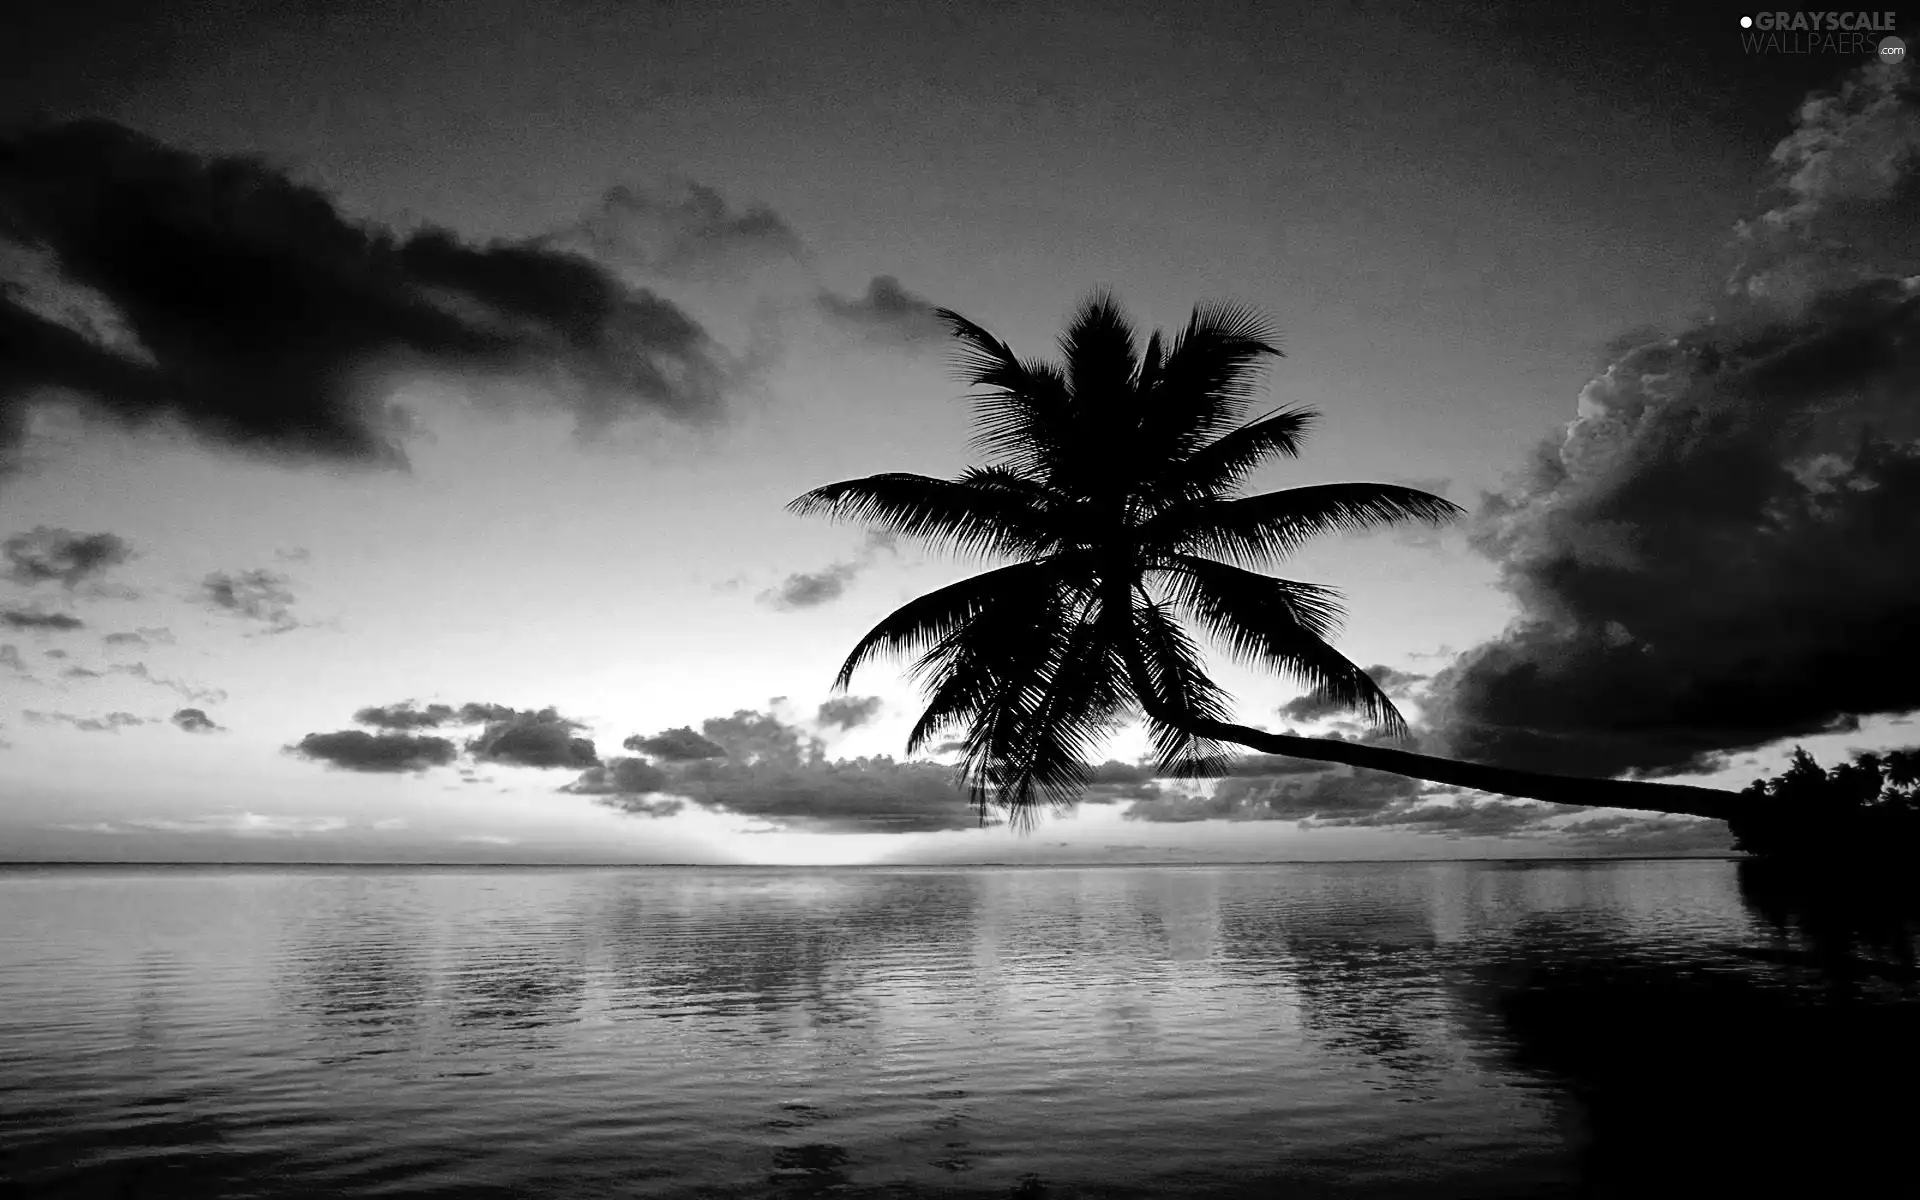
left=1737, top=11, right=1904, bottom=54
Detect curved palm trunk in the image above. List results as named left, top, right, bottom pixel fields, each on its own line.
left=1114, top=631, right=1740, bottom=823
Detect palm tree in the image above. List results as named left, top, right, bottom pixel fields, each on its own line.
left=788, top=292, right=1740, bottom=826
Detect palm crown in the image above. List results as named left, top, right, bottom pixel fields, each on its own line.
left=788, top=291, right=1462, bottom=826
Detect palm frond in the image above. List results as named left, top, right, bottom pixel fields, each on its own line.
left=786, top=471, right=1063, bottom=562
left=1142, top=482, right=1463, bottom=571
left=972, top=593, right=1133, bottom=823
left=1161, top=555, right=1409, bottom=741
left=1144, top=301, right=1285, bottom=459
left=829, top=557, right=1079, bottom=692
left=1134, top=331, right=1165, bottom=393
left=1058, top=288, right=1140, bottom=413
left=1129, top=596, right=1236, bottom=773
left=1143, top=405, right=1319, bottom=508
left=937, top=307, right=1075, bottom=480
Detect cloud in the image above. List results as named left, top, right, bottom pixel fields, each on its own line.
left=23, top=708, right=147, bottom=732
left=759, top=530, right=900, bottom=610
left=0, top=644, right=25, bottom=672
left=560, top=755, right=670, bottom=795
left=171, top=707, right=222, bottom=733
left=101, top=661, right=226, bottom=705
left=623, top=725, right=727, bottom=760
left=1731, top=63, right=1920, bottom=309
left=354, top=701, right=458, bottom=730
left=457, top=701, right=518, bottom=724
left=1117, top=752, right=1588, bottom=841
left=815, top=275, right=947, bottom=348
left=1554, top=812, right=1734, bottom=856
left=815, top=695, right=884, bottom=731
left=556, top=180, right=805, bottom=280
left=1300, top=795, right=1567, bottom=840
left=1, top=609, right=82, bottom=630
left=201, top=569, right=298, bottom=631
left=0, top=121, right=740, bottom=475
left=760, top=562, right=858, bottom=609
left=1, top=527, right=133, bottom=588
left=587, top=705, right=983, bottom=833
left=290, top=729, right=458, bottom=772
left=557, top=757, right=687, bottom=818
left=103, top=626, right=172, bottom=647
left=465, top=707, right=598, bottom=769
left=112, top=662, right=204, bottom=695
left=1425, top=64, right=1920, bottom=781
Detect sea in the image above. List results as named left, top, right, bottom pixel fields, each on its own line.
left=2, top=858, right=1916, bottom=1198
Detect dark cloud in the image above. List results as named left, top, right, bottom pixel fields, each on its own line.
left=103, top=626, right=171, bottom=647
left=594, top=706, right=980, bottom=833
left=1301, top=796, right=1568, bottom=840
left=557, top=756, right=678, bottom=817
left=556, top=180, right=806, bottom=280
left=760, top=562, right=858, bottom=610
left=23, top=708, right=146, bottom=732
left=354, top=701, right=458, bottom=730
left=466, top=707, right=598, bottom=769
left=1555, top=812, right=1734, bottom=856
left=1, top=527, right=132, bottom=587
left=2, top=609, right=82, bottom=630
left=1086, top=760, right=1157, bottom=785
left=561, top=756, right=670, bottom=796
left=815, top=695, right=883, bottom=732
left=816, top=275, right=947, bottom=348
left=1426, top=64, right=1920, bottom=781
left=0, top=644, right=25, bottom=672
left=171, top=707, right=222, bottom=733
left=1121, top=755, right=1585, bottom=841
left=1121, top=790, right=1254, bottom=824
left=457, top=701, right=519, bottom=724
left=201, top=569, right=297, bottom=631
left=0, top=121, right=738, bottom=475
left=759, top=530, right=900, bottom=611
left=1278, top=664, right=1429, bottom=723
left=1081, top=760, right=1168, bottom=805
left=591, top=792, right=687, bottom=818
left=1427, top=277, right=1920, bottom=778
left=624, top=726, right=727, bottom=760
left=291, top=729, right=458, bottom=773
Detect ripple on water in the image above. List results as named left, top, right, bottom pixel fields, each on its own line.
left=2, top=860, right=1915, bottom=1196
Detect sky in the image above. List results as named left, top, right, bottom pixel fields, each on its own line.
left=1, top=0, right=1916, bottom=865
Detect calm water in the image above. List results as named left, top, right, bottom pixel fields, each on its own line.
left=3, top=859, right=1917, bottom=1198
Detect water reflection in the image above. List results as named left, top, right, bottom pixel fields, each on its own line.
left=10, top=861, right=1920, bottom=1199
left=1216, top=866, right=1463, bottom=1088
left=1477, top=864, right=1920, bottom=1193
left=1733, top=858, right=1920, bottom=988
left=447, top=939, right=586, bottom=1038
left=283, top=892, right=432, bottom=1064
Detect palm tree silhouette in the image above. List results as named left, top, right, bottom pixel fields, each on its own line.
left=789, top=293, right=1738, bottom=826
